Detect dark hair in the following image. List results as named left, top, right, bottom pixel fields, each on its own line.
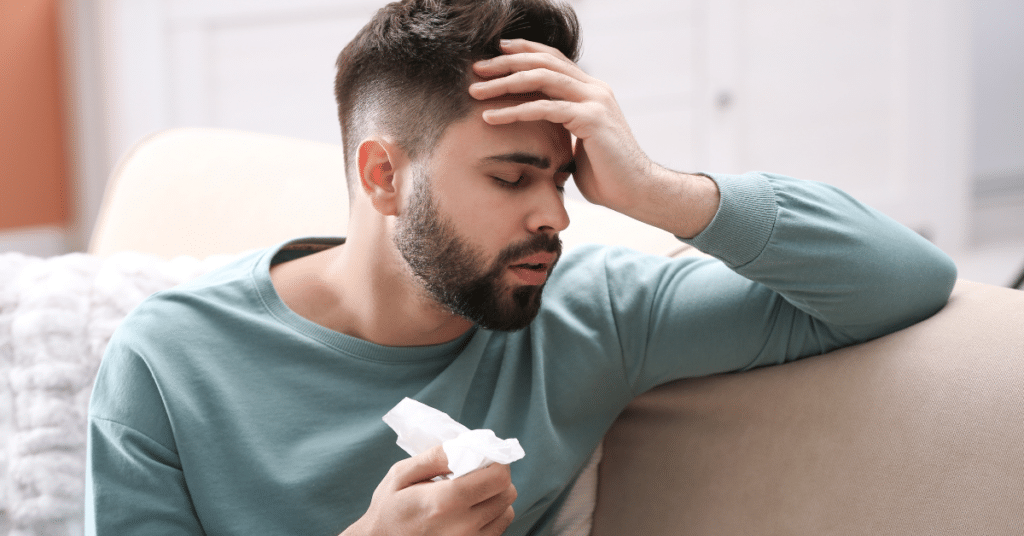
left=334, top=0, right=581, bottom=195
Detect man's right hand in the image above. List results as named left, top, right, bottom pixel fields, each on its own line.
left=342, top=445, right=517, bottom=536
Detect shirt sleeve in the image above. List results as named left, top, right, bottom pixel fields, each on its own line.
left=602, top=171, right=958, bottom=395
left=85, top=338, right=207, bottom=535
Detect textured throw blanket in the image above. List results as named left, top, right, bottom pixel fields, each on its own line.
left=0, top=252, right=229, bottom=536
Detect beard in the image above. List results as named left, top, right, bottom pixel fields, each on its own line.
left=393, top=173, right=561, bottom=332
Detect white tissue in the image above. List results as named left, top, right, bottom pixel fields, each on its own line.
left=382, top=398, right=525, bottom=479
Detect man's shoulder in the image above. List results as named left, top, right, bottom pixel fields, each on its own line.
left=543, top=241, right=721, bottom=320
left=551, top=243, right=614, bottom=273
left=111, top=247, right=269, bottom=348
left=544, top=243, right=662, bottom=310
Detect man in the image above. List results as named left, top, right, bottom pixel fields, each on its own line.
left=85, top=0, right=957, bottom=534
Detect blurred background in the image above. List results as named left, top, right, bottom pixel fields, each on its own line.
left=1, top=0, right=1022, bottom=285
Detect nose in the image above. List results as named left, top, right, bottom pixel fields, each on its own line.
left=526, top=182, right=570, bottom=235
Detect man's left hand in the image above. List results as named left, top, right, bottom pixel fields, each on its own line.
left=470, top=39, right=719, bottom=239
left=469, top=39, right=649, bottom=214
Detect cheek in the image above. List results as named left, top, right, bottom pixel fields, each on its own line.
left=464, top=198, right=521, bottom=242
left=440, top=190, right=523, bottom=252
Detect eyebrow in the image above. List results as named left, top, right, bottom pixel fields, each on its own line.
left=482, top=152, right=576, bottom=174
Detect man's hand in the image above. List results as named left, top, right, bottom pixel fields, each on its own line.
left=470, top=39, right=719, bottom=239
left=470, top=39, right=646, bottom=212
left=342, top=446, right=516, bottom=536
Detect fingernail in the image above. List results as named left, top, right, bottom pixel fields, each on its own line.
left=476, top=58, right=491, bottom=67
left=500, top=39, right=512, bottom=47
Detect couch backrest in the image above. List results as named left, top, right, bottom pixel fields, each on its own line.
left=89, top=128, right=351, bottom=259
left=593, top=279, right=1024, bottom=535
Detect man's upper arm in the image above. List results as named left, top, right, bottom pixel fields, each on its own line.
left=86, top=338, right=205, bottom=535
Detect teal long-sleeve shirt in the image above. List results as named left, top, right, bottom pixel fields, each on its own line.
left=85, top=172, right=957, bottom=535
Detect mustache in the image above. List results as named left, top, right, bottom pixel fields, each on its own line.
left=495, top=233, right=562, bottom=267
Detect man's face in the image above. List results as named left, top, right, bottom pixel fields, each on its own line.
left=392, top=101, right=574, bottom=331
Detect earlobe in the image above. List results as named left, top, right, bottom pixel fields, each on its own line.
left=357, top=138, right=402, bottom=216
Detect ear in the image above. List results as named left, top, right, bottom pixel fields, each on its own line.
left=357, top=138, right=405, bottom=216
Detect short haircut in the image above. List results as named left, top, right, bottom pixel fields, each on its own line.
left=334, top=0, right=581, bottom=195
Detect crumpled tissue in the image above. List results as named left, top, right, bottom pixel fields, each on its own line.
left=382, top=397, right=525, bottom=479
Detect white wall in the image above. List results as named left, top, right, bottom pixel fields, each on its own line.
left=971, top=0, right=1024, bottom=181
left=969, top=0, right=1024, bottom=248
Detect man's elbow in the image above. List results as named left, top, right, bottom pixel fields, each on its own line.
left=890, top=251, right=959, bottom=330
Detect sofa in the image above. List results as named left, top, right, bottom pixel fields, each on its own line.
left=2, top=128, right=1022, bottom=535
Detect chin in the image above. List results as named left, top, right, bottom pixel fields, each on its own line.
left=470, top=284, right=545, bottom=332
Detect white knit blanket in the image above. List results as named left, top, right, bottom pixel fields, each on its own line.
left=0, top=252, right=229, bottom=536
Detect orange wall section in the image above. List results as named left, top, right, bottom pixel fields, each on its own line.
left=0, top=0, right=71, bottom=230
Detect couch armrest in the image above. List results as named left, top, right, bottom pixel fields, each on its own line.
left=593, top=280, right=1024, bottom=535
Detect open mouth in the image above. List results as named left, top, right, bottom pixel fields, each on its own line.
left=508, top=253, right=557, bottom=286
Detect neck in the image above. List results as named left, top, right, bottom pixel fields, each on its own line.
left=270, top=213, right=474, bottom=347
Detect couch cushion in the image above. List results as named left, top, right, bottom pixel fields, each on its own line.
left=593, top=280, right=1024, bottom=535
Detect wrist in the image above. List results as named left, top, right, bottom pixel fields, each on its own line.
left=613, top=166, right=720, bottom=239
left=673, top=171, right=721, bottom=238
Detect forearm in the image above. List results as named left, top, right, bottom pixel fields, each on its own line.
left=604, top=162, right=720, bottom=239
left=685, top=172, right=957, bottom=335
left=603, top=171, right=957, bottom=390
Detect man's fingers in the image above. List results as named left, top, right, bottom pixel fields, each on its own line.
left=469, top=465, right=516, bottom=534
left=482, top=100, right=604, bottom=140
left=482, top=99, right=571, bottom=125
left=470, top=68, right=592, bottom=103
left=389, top=445, right=451, bottom=488
left=480, top=505, right=516, bottom=536
left=498, top=38, right=570, bottom=62
left=453, top=462, right=514, bottom=506
left=471, top=479, right=517, bottom=516
left=473, top=51, right=591, bottom=84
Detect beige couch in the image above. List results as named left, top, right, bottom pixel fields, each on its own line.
left=87, top=128, right=1024, bottom=535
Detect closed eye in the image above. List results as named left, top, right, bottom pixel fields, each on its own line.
left=555, top=173, right=570, bottom=194
left=492, top=176, right=524, bottom=189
